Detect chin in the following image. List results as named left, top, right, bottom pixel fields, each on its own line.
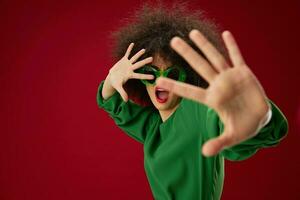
left=153, top=97, right=180, bottom=111
left=154, top=103, right=172, bottom=111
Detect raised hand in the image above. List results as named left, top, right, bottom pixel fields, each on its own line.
left=156, top=30, right=270, bottom=157
left=105, top=43, right=154, bottom=102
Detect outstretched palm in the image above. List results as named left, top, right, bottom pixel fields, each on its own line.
left=156, top=30, right=270, bottom=156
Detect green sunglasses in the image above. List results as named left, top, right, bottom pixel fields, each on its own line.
left=136, top=64, right=187, bottom=85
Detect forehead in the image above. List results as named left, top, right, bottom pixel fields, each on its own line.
left=152, top=54, right=172, bottom=70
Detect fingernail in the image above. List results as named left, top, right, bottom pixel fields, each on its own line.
left=170, top=37, right=181, bottom=47
left=223, top=30, right=230, bottom=36
left=190, top=29, right=199, bottom=37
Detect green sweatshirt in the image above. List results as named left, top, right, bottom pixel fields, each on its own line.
left=96, top=80, right=288, bottom=200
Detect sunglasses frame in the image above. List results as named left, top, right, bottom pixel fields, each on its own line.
left=136, top=64, right=187, bottom=86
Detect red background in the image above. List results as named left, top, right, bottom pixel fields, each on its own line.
left=1, top=0, right=300, bottom=199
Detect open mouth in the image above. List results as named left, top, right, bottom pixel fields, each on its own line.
left=155, top=87, right=169, bottom=103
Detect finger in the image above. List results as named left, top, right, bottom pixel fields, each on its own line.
left=131, top=57, right=153, bottom=70
left=202, top=132, right=232, bottom=157
left=130, top=73, right=155, bottom=80
left=189, top=29, right=230, bottom=72
left=130, top=48, right=146, bottom=63
left=124, top=43, right=134, bottom=58
left=156, top=77, right=206, bottom=103
left=170, top=37, right=217, bottom=82
left=222, top=31, right=246, bottom=67
left=116, top=86, right=128, bottom=102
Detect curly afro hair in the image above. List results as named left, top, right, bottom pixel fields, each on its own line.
left=110, top=2, right=227, bottom=106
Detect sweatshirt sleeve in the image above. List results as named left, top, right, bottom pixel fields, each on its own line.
left=205, top=99, right=288, bottom=161
left=96, top=80, right=159, bottom=144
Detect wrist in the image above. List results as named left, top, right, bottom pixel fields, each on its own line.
left=252, top=101, right=272, bottom=135
left=102, top=73, right=116, bottom=100
left=260, top=102, right=272, bottom=127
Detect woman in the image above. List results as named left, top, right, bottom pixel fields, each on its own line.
left=97, top=3, right=288, bottom=199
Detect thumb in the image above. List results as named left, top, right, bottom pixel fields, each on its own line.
left=202, top=133, right=232, bottom=157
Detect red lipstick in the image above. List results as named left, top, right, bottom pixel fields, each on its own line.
left=155, top=87, right=169, bottom=103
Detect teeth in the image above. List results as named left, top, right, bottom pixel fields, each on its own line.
left=156, top=88, right=165, bottom=91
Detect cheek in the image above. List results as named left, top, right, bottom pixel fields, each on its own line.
left=146, top=86, right=155, bottom=97
left=169, top=93, right=181, bottom=102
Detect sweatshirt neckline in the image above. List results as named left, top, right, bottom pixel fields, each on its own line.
left=159, top=98, right=184, bottom=127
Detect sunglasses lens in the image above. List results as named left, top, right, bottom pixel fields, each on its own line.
left=143, top=67, right=156, bottom=84
left=166, top=68, right=180, bottom=80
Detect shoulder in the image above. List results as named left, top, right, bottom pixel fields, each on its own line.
left=181, top=97, right=210, bottom=118
left=179, top=97, right=211, bottom=127
left=181, top=98, right=221, bottom=139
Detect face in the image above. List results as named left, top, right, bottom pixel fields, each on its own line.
left=146, top=54, right=182, bottom=111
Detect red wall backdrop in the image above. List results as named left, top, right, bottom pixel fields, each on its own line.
left=1, top=0, right=299, bottom=199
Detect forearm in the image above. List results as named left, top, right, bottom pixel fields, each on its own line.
left=96, top=80, right=157, bottom=144
left=102, top=72, right=116, bottom=100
